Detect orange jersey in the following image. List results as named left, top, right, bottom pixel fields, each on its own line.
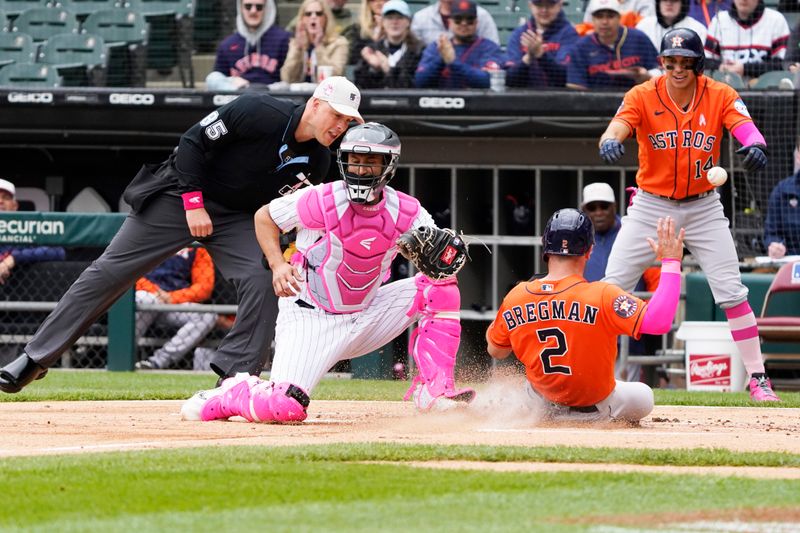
left=612, top=75, right=752, bottom=199
left=486, top=275, right=646, bottom=407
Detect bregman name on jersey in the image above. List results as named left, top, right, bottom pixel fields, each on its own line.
left=502, top=299, right=599, bottom=330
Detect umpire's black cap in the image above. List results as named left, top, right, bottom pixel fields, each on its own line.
left=659, top=28, right=705, bottom=74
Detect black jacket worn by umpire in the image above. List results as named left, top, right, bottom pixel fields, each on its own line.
left=124, top=93, right=333, bottom=214
left=14, top=93, right=335, bottom=385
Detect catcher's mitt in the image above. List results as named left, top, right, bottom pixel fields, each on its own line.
left=396, top=226, right=470, bottom=280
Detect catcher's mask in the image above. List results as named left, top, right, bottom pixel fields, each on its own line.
left=542, top=208, right=594, bottom=263
left=337, top=122, right=401, bottom=204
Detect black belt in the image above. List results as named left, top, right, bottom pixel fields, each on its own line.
left=295, top=299, right=315, bottom=310
left=642, top=190, right=714, bottom=203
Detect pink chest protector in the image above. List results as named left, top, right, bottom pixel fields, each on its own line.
left=297, top=182, right=419, bottom=313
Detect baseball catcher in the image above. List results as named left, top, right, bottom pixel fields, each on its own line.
left=182, top=122, right=476, bottom=423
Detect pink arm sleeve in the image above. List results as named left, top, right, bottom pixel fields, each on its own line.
left=731, top=122, right=766, bottom=147
left=640, top=259, right=681, bottom=335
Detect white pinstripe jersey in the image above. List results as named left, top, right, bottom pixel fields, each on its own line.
left=704, top=8, right=789, bottom=63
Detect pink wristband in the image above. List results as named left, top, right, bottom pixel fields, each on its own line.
left=182, top=191, right=204, bottom=210
left=661, top=257, right=681, bottom=273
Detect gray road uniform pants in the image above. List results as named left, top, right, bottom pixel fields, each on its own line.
left=23, top=189, right=276, bottom=378
left=604, top=190, right=748, bottom=308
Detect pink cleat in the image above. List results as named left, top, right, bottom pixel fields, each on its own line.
left=181, top=373, right=258, bottom=421
left=404, top=378, right=474, bottom=412
left=181, top=373, right=310, bottom=423
left=749, top=374, right=781, bottom=402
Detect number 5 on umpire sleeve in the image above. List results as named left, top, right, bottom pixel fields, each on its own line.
left=204, top=119, right=229, bottom=140
left=536, top=327, right=572, bottom=375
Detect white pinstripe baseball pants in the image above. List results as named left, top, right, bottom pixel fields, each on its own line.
left=270, top=277, right=422, bottom=393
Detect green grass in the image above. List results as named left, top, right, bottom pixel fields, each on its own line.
left=2, top=374, right=799, bottom=531
left=1, top=445, right=798, bottom=532
left=3, top=369, right=799, bottom=406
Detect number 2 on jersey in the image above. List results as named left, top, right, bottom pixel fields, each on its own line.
left=694, top=155, right=714, bottom=180
left=536, top=327, right=572, bottom=375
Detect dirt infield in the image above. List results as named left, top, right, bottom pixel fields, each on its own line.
left=1, top=399, right=798, bottom=474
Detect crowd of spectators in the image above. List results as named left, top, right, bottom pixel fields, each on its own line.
left=0, top=0, right=796, bottom=89
left=198, top=0, right=798, bottom=91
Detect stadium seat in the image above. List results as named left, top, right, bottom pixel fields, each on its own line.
left=752, top=70, right=796, bottom=90
left=491, top=8, right=526, bottom=47
left=404, top=0, right=430, bottom=15
left=83, top=9, right=147, bottom=85
left=123, top=0, right=195, bottom=87
left=83, top=9, right=146, bottom=45
left=15, top=187, right=50, bottom=211
left=709, top=70, right=746, bottom=89
left=38, top=32, right=107, bottom=85
left=563, top=0, right=586, bottom=24
left=55, top=0, right=121, bottom=18
left=192, top=0, right=223, bottom=52
left=0, top=0, right=48, bottom=18
left=0, top=8, right=8, bottom=30
left=11, top=7, right=80, bottom=41
left=66, top=186, right=111, bottom=212
left=124, top=0, right=193, bottom=17
left=0, top=61, right=62, bottom=86
left=756, top=261, right=800, bottom=343
left=0, top=32, right=36, bottom=68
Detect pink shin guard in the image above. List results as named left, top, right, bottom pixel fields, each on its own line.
left=405, top=275, right=475, bottom=403
left=201, top=378, right=309, bottom=423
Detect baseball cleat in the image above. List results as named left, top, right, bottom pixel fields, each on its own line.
left=410, top=382, right=468, bottom=412
left=0, top=353, right=48, bottom=394
left=135, top=359, right=159, bottom=370
left=180, top=373, right=252, bottom=421
left=749, top=374, right=781, bottom=402
left=445, top=388, right=476, bottom=403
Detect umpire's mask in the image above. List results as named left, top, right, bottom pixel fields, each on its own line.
left=337, top=122, right=401, bottom=204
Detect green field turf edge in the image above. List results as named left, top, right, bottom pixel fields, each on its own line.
left=0, top=446, right=798, bottom=532
left=1, top=369, right=798, bottom=406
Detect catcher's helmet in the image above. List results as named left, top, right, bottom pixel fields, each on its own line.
left=541, top=208, right=594, bottom=262
left=659, top=28, right=704, bottom=74
left=337, top=122, right=401, bottom=204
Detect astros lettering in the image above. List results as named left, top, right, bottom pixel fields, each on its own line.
left=502, top=299, right=599, bottom=330
left=647, top=130, right=716, bottom=151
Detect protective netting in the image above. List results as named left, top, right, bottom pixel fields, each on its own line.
left=0, top=247, right=238, bottom=370
left=729, top=90, right=797, bottom=261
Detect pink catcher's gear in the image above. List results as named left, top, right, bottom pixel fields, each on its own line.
left=404, top=274, right=475, bottom=409
left=297, top=182, right=418, bottom=313
left=198, top=375, right=310, bottom=423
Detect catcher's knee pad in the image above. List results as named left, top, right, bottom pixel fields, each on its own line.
left=249, top=381, right=310, bottom=423
left=406, top=275, right=475, bottom=404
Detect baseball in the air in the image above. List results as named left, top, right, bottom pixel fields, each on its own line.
left=707, top=166, right=728, bottom=187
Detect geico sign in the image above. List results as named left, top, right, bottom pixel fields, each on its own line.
left=418, top=97, right=465, bottom=109
left=109, top=93, right=155, bottom=105
left=212, top=94, right=240, bottom=106
left=8, top=92, right=53, bottom=103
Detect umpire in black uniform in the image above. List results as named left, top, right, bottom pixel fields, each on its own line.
left=0, top=76, right=364, bottom=393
